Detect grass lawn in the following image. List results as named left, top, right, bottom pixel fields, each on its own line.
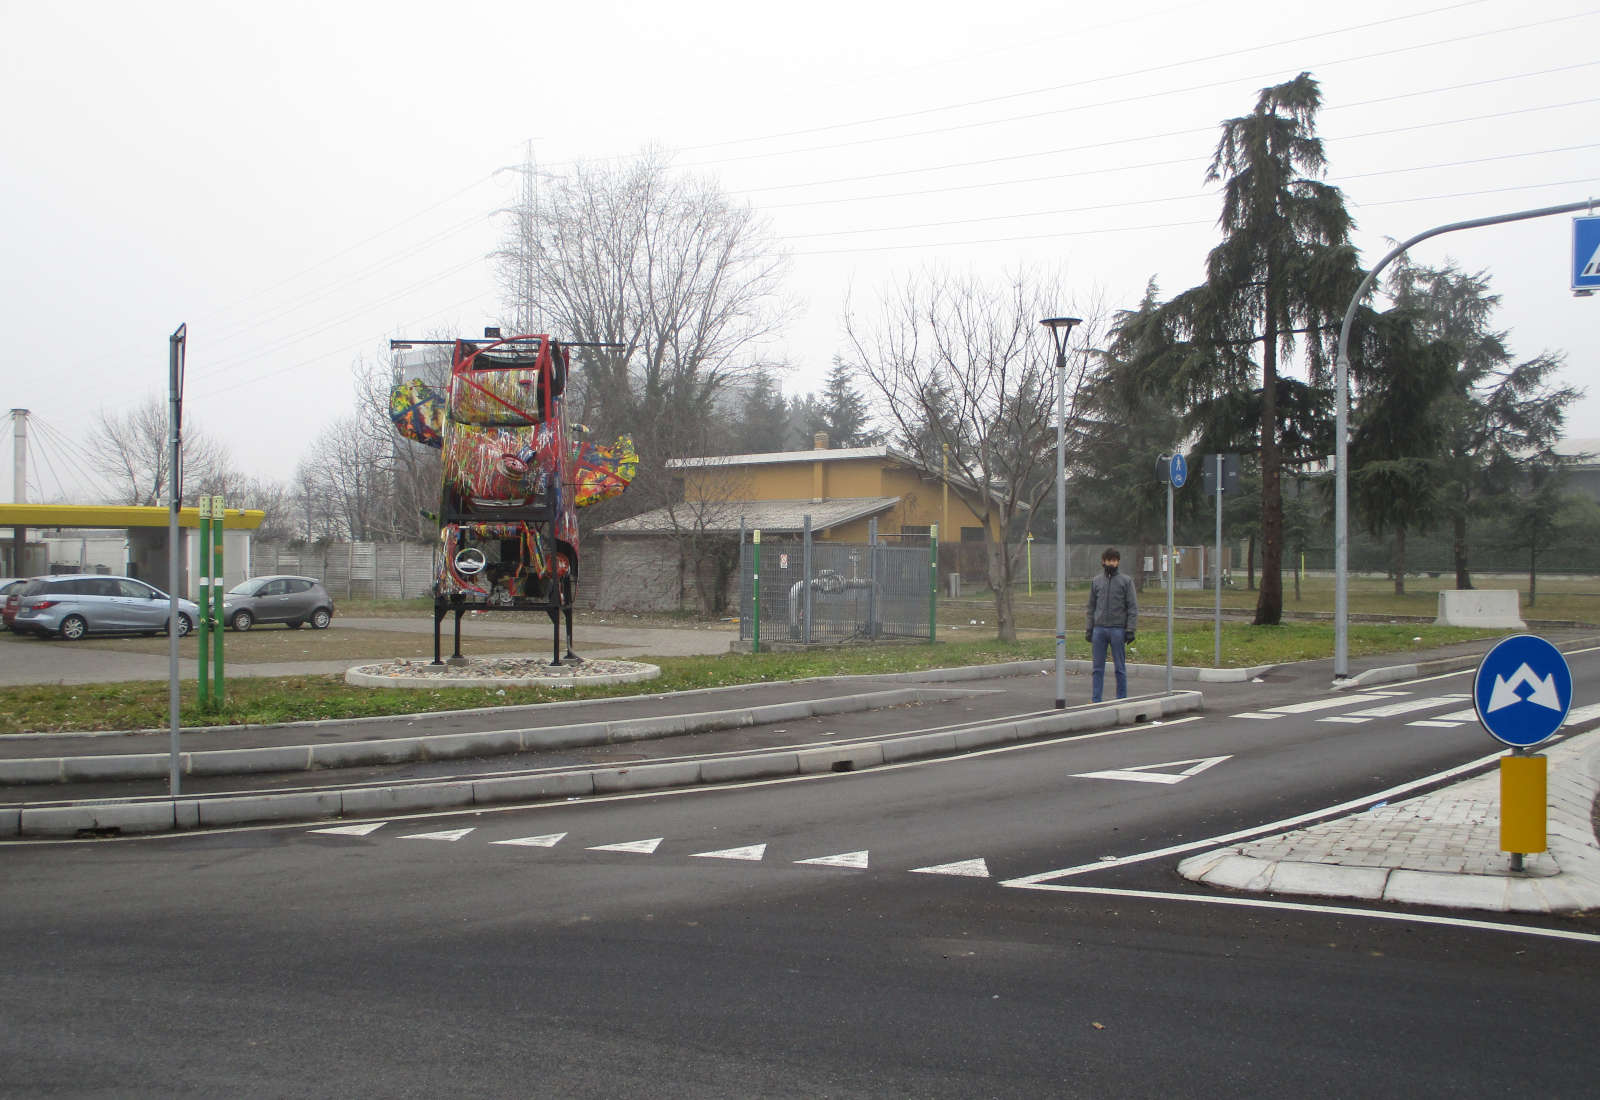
left=0, top=620, right=1502, bottom=735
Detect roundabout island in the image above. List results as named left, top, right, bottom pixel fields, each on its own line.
left=345, top=655, right=661, bottom=690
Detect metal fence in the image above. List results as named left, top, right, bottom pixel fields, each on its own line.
left=738, top=521, right=933, bottom=645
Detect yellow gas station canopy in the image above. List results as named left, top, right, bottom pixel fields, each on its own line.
left=0, top=504, right=265, bottom=530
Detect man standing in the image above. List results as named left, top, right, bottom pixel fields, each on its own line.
left=1085, top=547, right=1137, bottom=702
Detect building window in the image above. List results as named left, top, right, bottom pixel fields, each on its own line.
left=960, top=526, right=985, bottom=542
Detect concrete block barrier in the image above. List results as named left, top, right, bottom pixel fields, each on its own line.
left=472, top=771, right=595, bottom=805
left=341, top=782, right=474, bottom=816
left=61, top=754, right=168, bottom=783
left=879, top=731, right=959, bottom=763
left=699, top=753, right=800, bottom=783
left=796, top=744, right=885, bottom=774
left=21, top=801, right=176, bottom=837
left=198, top=791, right=342, bottom=827
left=189, top=745, right=312, bottom=777
left=592, top=760, right=703, bottom=793
left=310, top=738, right=427, bottom=769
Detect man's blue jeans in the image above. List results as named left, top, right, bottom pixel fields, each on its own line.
left=1091, top=625, right=1128, bottom=702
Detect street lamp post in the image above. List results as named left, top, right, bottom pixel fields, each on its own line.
left=1040, top=316, right=1081, bottom=709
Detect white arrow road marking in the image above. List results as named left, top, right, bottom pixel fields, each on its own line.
left=401, top=828, right=475, bottom=842
left=1487, top=663, right=1563, bottom=712
left=692, top=844, right=767, bottom=861
left=587, top=838, right=663, bottom=854
left=491, top=833, right=568, bottom=848
left=310, top=822, right=387, bottom=837
left=1072, top=755, right=1232, bottom=785
left=910, top=858, right=990, bottom=878
left=795, top=851, right=869, bottom=869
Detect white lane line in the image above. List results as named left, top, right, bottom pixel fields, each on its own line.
left=796, top=850, right=869, bottom=869
left=692, top=844, right=767, bottom=861
left=1072, top=755, right=1231, bottom=785
left=1000, top=747, right=1507, bottom=886
left=492, top=832, right=567, bottom=848
left=1318, top=716, right=1369, bottom=724
left=1001, top=883, right=1600, bottom=946
left=1408, top=707, right=1479, bottom=727
left=1233, top=712, right=1281, bottom=720
left=911, top=858, right=990, bottom=878
left=1349, top=694, right=1469, bottom=718
left=1410, top=720, right=1466, bottom=728
left=310, top=822, right=387, bottom=837
left=1266, top=694, right=1390, bottom=714
left=400, top=828, right=475, bottom=842
left=587, top=837, right=662, bottom=854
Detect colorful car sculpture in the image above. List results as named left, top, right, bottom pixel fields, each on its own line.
left=388, top=333, right=636, bottom=665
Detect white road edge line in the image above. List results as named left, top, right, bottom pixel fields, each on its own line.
left=1000, top=882, right=1600, bottom=946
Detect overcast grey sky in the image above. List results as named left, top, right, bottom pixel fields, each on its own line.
left=3, top=0, right=1596, bottom=501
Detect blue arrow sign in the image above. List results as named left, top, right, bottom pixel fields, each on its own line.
left=1574, top=215, right=1600, bottom=292
left=1169, top=454, right=1188, bottom=488
left=1473, top=634, right=1572, bottom=748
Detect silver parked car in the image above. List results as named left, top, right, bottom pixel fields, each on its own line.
left=222, top=575, right=334, bottom=631
left=11, top=575, right=198, bottom=639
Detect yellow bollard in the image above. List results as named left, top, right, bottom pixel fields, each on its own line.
left=1499, top=754, right=1547, bottom=855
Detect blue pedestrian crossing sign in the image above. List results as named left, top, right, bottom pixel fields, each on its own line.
left=1473, top=634, right=1572, bottom=748
left=1574, top=215, right=1600, bottom=293
left=1169, top=454, right=1188, bottom=488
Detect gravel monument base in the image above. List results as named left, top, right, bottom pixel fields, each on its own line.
left=345, top=655, right=661, bottom=690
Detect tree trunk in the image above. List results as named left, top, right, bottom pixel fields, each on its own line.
left=1392, top=528, right=1407, bottom=596
left=1452, top=513, right=1472, bottom=590
left=1254, top=314, right=1283, bottom=625
left=987, top=536, right=1017, bottom=643
left=1528, top=546, right=1538, bottom=607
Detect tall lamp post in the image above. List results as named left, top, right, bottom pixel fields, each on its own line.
left=1040, top=316, right=1081, bottom=709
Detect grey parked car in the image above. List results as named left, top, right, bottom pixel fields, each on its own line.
left=11, top=575, right=198, bottom=639
left=222, top=575, right=334, bottom=631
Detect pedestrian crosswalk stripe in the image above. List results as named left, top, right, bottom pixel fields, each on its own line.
left=692, top=844, right=767, bottom=861
left=1319, top=716, right=1368, bottom=724
left=400, top=828, right=475, bottom=842
left=1343, top=694, right=1469, bottom=719
left=1233, top=712, right=1280, bottom=720
left=587, top=837, right=663, bottom=854
left=310, top=822, right=387, bottom=837
left=1266, top=694, right=1388, bottom=714
left=795, top=850, right=869, bottom=869
left=910, top=858, right=990, bottom=878
left=492, top=833, right=567, bottom=848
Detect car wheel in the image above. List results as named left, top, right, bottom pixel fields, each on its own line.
left=310, top=608, right=332, bottom=630
left=231, top=610, right=254, bottom=632
left=59, top=615, right=88, bottom=641
left=167, top=613, right=193, bottom=638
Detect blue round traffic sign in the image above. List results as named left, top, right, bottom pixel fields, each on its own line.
left=1472, top=634, right=1572, bottom=748
left=1169, top=454, right=1188, bottom=488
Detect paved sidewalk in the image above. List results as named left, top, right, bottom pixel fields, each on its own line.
left=1179, top=728, right=1600, bottom=914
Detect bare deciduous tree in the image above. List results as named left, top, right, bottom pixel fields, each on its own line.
left=493, top=148, right=793, bottom=509
left=843, top=267, right=1100, bottom=642
left=90, top=394, right=232, bottom=506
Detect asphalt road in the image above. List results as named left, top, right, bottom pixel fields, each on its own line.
left=3, top=654, right=1597, bottom=1096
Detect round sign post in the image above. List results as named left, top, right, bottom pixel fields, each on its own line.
left=1473, top=634, right=1572, bottom=869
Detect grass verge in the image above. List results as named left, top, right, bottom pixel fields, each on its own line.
left=0, top=622, right=1498, bottom=735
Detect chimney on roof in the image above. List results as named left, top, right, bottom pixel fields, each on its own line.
left=813, top=431, right=829, bottom=450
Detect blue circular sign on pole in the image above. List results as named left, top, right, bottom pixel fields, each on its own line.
left=1169, top=453, right=1188, bottom=488
left=1473, top=634, right=1572, bottom=748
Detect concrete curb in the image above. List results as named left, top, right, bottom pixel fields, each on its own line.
left=1331, top=634, right=1600, bottom=690
left=0, top=686, right=982, bottom=787
left=1176, top=729, right=1600, bottom=914
left=0, top=691, right=1202, bottom=838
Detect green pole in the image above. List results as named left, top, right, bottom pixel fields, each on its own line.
left=1027, top=532, right=1033, bottom=596
left=929, top=524, right=938, bottom=643
left=751, top=530, right=761, bottom=654
left=197, top=499, right=210, bottom=708
left=212, top=496, right=224, bottom=708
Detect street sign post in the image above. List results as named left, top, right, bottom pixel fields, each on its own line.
left=1473, top=634, right=1573, bottom=869
left=1158, top=454, right=1187, bottom=692
left=1573, top=215, right=1600, bottom=295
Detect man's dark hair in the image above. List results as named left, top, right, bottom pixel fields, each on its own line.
left=1102, top=547, right=1120, bottom=562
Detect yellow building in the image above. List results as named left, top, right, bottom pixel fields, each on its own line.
left=591, top=435, right=992, bottom=611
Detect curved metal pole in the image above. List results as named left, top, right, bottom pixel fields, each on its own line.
left=1333, top=198, right=1595, bottom=679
